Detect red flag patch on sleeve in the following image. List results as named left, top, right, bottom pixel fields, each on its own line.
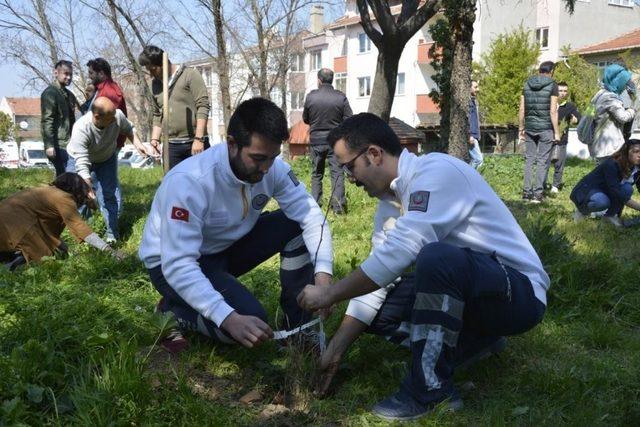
left=171, top=206, right=190, bottom=222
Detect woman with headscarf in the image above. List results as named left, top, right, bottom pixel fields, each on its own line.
left=590, top=64, right=636, bottom=163
left=0, top=172, right=124, bottom=270
left=571, top=136, right=640, bottom=227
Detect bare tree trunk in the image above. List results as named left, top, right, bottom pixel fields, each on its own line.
left=33, top=0, right=59, bottom=65
left=368, top=45, right=401, bottom=121
left=212, top=0, right=232, bottom=128
left=446, top=2, right=475, bottom=160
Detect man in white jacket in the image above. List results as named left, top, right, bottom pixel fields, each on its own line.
left=298, top=113, right=549, bottom=421
left=139, top=98, right=333, bottom=351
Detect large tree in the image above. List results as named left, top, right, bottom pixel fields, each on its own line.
left=356, top=0, right=441, bottom=121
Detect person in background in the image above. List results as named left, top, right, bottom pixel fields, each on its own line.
left=544, top=82, right=581, bottom=194
left=519, top=61, right=560, bottom=204
left=571, top=135, right=640, bottom=227
left=468, top=80, right=483, bottom=169
left=0, top=173, right=124, bottom=270
left=80, top=84, right=96, bottom=115
left=138, top=45, right=210, bottom=170
left=590, top=64, right=635, bottom=164
left=41, top=60, right=77, bottom=176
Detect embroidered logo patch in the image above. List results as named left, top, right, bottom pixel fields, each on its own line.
left=288, top=170, right=300, bottom=186
left=408, top=191, right=430, bottom=212
left=252, top=194, right=269, bottom=210
left=171, top=206, right=190, bottom=222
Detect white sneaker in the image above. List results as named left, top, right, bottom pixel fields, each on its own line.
left=590, top=210, right=607, bottom=219
left=573, top=210, right=586, bottom=222
left=551, top=186, right=559, bottom=194
left=602, top=215, right=623, bottom=228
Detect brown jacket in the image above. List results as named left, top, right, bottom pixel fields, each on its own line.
left=0, top=187, right=92, bottom=262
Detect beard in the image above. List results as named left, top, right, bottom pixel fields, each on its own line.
left=230, top=150, right=264, bottom=183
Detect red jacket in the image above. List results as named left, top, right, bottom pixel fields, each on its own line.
left=96, top=79, right=128, bottom=148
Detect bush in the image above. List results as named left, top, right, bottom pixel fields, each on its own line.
left=553, top=48, right=601, bottom=113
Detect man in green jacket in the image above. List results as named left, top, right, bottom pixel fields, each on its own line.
left=41, top=60, right=78, bottom=176
left=139, top=45, right=211, bottom=170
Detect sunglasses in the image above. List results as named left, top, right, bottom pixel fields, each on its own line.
left=340, top=148, right=368, bottom=177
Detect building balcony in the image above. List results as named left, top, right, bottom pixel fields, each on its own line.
left=333, top=56, right=347, bottom=73
left=417, top=41, right=441, bottom=64
left=416, top=94, right=440, bottom=114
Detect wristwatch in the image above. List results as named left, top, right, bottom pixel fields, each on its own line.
left=194, top=136, right=203, bottom=142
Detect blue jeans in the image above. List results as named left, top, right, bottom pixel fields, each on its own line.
left=148, top=210, right=315, bottom=343
left=383, top=242, right=545, bottom=405
left=579, top=183, right=633, bottom=216
left=468, top=138, right=483, bottom=170
left=48, top=147, right=70, bottom=177
left=66, top=153, right=119, bottom=240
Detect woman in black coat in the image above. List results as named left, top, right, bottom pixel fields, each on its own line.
left=570, top=137, right=640, bottom=227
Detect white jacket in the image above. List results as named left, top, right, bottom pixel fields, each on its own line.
left=139, top=143, right=333, bottom=326
left=592, top=89, right=636, bottom=158
left=352, top=150, right=549, bottom=325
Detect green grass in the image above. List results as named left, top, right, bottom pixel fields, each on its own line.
left=1, top=155, right=639, bottom=425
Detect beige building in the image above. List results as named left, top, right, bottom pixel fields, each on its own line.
left=0, top=97, right=41, bottom=141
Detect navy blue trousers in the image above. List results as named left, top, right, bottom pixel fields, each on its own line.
left=149, top=210, right=315, bottom=343
left=366, top=242, right=545, bottom=405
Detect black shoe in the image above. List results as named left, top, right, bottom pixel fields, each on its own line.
left=522, top=191, right=533, bottom=201
left=372, top=388, right=463, bottom=421
left=531, top=194, right=544, bottom=204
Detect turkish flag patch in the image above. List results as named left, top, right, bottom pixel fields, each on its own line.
left=171, top=206, right=190, bottom=222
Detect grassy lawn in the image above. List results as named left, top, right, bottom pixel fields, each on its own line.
left=0, top=154, right=639, bottom=425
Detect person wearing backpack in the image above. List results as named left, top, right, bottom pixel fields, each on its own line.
left=590, top=64, right=635, bottom=164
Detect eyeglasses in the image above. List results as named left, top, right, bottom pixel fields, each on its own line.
left=340, top=148, right=368, bottom=177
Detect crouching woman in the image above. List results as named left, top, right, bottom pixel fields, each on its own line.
left=571, top=138, right=640, bottom=227
left=0, top=172, right=124, bottom=270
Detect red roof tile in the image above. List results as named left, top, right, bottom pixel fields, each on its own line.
left=577, top=27, right=640, bottom=55
left=6, top=97, right=41, bottom=117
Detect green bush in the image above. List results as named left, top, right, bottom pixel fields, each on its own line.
left=553, top=48, right=601, bottom=113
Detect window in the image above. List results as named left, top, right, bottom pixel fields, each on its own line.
left=202, top=67, right=213, bottom=86
left=608, top=0, right=633, bottom=7
left=536, top=27, right=549, bottom=49
left=341, top=38, right=348, bottom=56
left=358, top=76, right=371, bottom=97
left=310, top=50, right=322, bottom=70
left=270, top=89, right=282, bottom=106
left=358, top=33, right=372, bottom=53
left=290, top=92, right=305, bottom=110
left=335, top=72, right=347, bottom=94
left=396, top=73, right=405, bottom=95
left=290, top=53, right=305, bottom=72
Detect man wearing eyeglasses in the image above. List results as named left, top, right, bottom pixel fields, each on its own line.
left=298, top=113, right=549, bottom=421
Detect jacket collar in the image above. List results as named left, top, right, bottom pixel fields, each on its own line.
left=389, top=149, right=412, bottom=198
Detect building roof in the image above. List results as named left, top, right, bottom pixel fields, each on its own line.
left=389, top=117, right=426, bottom=143
left=5, top=97, right=41, bottom=117
left=576, top=27, right=640, bottom=55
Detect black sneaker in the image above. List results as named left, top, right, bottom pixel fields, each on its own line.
left=531, top=194, right=544, bottom=204
left=522, top=191, right=533, bottom=202
left=372, top=388, right=463, bottom=421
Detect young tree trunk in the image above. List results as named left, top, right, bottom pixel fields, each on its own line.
left=212, top=0, right=232, bottom=128
left=368, top=45, right=401, bottom=122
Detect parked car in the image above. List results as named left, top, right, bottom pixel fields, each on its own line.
left=0, top=141, right=19, bottom=169
left=119, top=153, right=155, bottom=169
left=19, top=141, right=51, bottom=169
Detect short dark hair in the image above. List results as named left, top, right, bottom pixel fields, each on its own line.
left=317, top=68, right=334, bottom=84
left=539, top=61, right=555, bottom=74
left=327, top=113, right=402, bottom=156
left=557, top=81, right=568, bottom=88
left=54, top=60, right=73, bottom=70
left=139, top=45, right=164, bottom=67
left=227, top=97, right=289, bottom=147
left=87, top=58, right=112, bottom=78
left=51, top=172, right=91, bottom=207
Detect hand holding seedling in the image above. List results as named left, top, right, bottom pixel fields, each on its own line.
left=221, top=311, right=273, bottom=348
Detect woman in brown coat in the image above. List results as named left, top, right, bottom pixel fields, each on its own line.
left=0, top=172, right=124, bottom=269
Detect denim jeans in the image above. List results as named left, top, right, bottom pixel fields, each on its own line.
left=468, top=138, right=484, bottom=170
left=66, top=153, right=119, bottom=240
left=48, top=147, right=70, bottom=177
left=577, top=183, right=633, bottom=216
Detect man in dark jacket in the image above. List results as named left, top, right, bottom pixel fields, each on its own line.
left=41, top=60, right=77, bottom=176
left=519, top=61, right=560, bottom=203
left=303, top=68, right=352, bottom=214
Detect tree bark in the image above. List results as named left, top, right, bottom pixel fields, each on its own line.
left=211, top=0, right=232, bottom=128
left=368, top=45, right=401, bottom=121
left=446, top=2, right=475, bottom=160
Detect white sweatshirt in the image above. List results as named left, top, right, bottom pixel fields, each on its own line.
left=139, top=143, right=333, bottom=327
left=350, top=150, right=550, bottom=325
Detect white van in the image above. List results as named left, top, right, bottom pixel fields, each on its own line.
left=19, top=141, right=51, bottom=169
left=0, top=141, right=19, bottom=169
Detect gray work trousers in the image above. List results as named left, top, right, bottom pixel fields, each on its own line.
left=310, top=143, right=346, bottom=212
left=544, top=143, right=567, bottom=189
left=523, top=130, right=554, bottom=197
